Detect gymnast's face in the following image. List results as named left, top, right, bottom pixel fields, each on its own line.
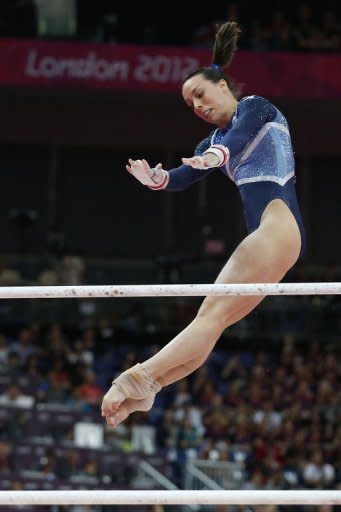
left=182, top=74, right=235, bottom=128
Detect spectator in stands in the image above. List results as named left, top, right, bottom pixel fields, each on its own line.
left=34, top=0, right=76, bottom=38
left=221, top=353, right=247, bottom=382
left=321, top=11, right=341, bottom=51
left=95, top=10, right=118, bottom=44
left=6, top=351, right=22, bottom=373
left=177, top=415, right=203, bottom=458
left=0, top=441, right=13, bottom=475
left=34, top=448, right=58, bottom=479
left=253, top=400, right=282, bottom=432
left=174, top=399, right=205, bottom=436
left=0, top=334, right=9, bottom=372
left=173, top=379, right=192, bottom=407
left=77, top=368, right=104, bottom=408
left=302, top=449, right=336, bottom=488
left=102, top=20, right=305, bottom=428
left=10, top=326, right=37, bottom=364
left=0, top=383, right=34, bottom=408
left=268, top=11, right=294, bottom=50
left=56, top=250, right=85, bottom=285
left=156, top=408, right=179, bottom=453
left=293, top=2, right=316, bottom=51
left=57, top=449, right=82, bottom=480
left=1, top=2, right=339, bottom=51
left=191, top=2, right=244, bottom=49
left=37, top=369, right=69, bottom=404
left=67, top=338, right=94, bottom=368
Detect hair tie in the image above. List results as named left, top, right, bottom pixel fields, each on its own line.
left=209, top=64, right=221, bottom=71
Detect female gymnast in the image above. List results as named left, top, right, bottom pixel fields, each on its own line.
left=101, top=21, right=306, bottom=427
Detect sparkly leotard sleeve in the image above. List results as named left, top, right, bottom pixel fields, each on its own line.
left=163, top=95, right=306, bottom=254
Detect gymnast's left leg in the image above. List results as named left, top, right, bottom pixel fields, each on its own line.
left=102, top=200, right=301, bottom=427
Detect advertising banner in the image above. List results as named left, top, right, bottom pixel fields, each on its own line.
left=0, top=39, right=339, bottom=97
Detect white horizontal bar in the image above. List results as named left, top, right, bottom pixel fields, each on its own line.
left=0, top=282, right=339, bottom=299
left=0, top=490, right=340, bottom=506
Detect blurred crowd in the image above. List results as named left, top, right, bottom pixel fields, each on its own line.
left=0, top=1, right=339, bottom=52
left=155, top=337, right=340, bottom=489
left=0, top=251, right=340, bottom=509
left=0, top=319, right=339, bottom=496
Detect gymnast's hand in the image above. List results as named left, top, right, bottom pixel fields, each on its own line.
left=126, top=159, right=169, bottom=190
left=182, top=144, right=229, bottom=169
left=181, top=155, right=210, bottom=169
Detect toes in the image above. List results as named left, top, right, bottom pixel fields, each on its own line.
left=101, top=384, right=125, bottom=417
left=106, top=405, right=129, bottom=428
left=101, top=402, right=121, bottom=417
left=102, top=400, right=122, bottom=416
left=106, top=398, right=146, bottom=427
left=105, top=396, right=155, bottom=428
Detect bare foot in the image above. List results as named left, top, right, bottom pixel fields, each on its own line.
left=101, top=363, right=161, bottom=425
left=105, top=394, right=156, bottom=428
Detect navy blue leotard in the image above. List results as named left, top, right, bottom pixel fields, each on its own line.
left=164, top=95, right=306, bottom=255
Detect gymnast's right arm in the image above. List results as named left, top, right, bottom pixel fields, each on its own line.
left=126, top=137, right=215, bottom=192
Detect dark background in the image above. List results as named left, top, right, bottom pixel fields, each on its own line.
left=0, top=87, right=340, bottom=265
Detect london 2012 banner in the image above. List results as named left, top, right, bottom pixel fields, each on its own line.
left=0, top=39, right=339, bottom=97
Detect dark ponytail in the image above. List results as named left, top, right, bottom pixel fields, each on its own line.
left=212, top=21, right=241, bottom=69
left=183, top=21, right=242, bottom=98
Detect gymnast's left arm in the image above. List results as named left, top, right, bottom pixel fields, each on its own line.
left=126, top=134, right=217, bottom=192
left=126, top=158, right=213, bottom=192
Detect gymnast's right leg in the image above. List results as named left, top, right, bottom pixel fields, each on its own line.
left=102, top=200, right=301, bottom=427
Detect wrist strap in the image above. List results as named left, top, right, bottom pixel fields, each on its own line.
left=203, top=144, right=229, bottom=167
left=149, top=170, right=169, bottom=190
